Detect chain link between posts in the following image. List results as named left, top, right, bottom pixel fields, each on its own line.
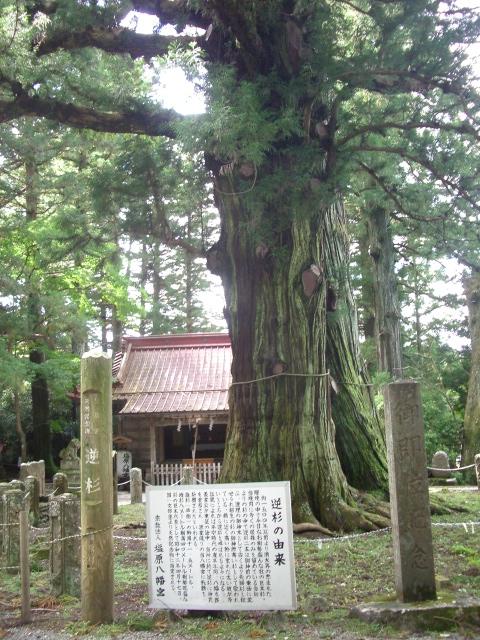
left=4, top=518, right=474, bottom=558
left=1, top=453, right=478, bottom=571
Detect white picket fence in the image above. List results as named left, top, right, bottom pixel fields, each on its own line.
left=150, top=461, right=222, bottom=486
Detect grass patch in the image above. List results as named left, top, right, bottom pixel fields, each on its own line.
left=1, top=487, right=479, bottom=638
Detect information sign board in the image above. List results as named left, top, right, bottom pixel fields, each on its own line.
left=146, top=482, right=296, bottom=610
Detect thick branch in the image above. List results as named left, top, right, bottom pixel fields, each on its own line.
left=357, top=161, right=448, bottom=223
left=37, top=27, right=198, bottom=59
left=337, top=120, right=479, bottom=148
left=339, top=67, right=474, bottom=99
left=29, top=0, right=209, bottom=29
left=0, top=90, right=180, bottom=137
left=131, top=0, right=211, bottom=31
left=147, top=167, right=205, bottom=256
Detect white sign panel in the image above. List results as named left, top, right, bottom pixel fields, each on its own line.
left=146, top=482, right=296, bottom=611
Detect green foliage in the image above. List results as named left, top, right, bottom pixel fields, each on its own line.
left=406, top=340, right=469, bottom=464
left=178, top=65, right=302, bottom=165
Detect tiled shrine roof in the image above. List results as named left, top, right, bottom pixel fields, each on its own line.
left=113, top=333, right=232, bottom=416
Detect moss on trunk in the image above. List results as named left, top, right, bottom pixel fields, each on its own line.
left=210, top=167, right=388, bottom=531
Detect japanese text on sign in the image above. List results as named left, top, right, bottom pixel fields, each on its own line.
left=146, top=482, right=296, bottom=611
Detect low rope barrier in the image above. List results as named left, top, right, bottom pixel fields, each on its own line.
left=427, top=463, right=475, bottom=472
left=293, top=521, right=480, bottom=546
left=230, top=371, right=330, bottom=386
left=2, top=519, right=475, bottom=556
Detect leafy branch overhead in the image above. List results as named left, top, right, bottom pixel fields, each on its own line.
left=1, top=1, right=476, bottom=231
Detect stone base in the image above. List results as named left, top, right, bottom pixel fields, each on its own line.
left=349, top=597, right=480, bottom=631
left=429, top=477, right=457, bottom=486
left=61, top=470, right=81, bottom=488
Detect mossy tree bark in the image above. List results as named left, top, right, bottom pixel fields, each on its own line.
left=462, top=272, right=480, bottom=466
left=324, top=205, right=388, bottom=490
left=209, top=167, right=388, bottom=531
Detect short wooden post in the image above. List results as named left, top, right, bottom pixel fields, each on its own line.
left=384, top=381, right=436, bottom=602
left=475, top=454, right=480, bottom=490
left=81, top=350, right=114, bottom=624
left=20, top=510, right=31, bottom=624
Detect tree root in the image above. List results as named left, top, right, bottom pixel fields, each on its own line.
left=293, top=522, right=334, bottom=536
left=339, top=504, right=386, bottom=532
left=429, top=493, right=469, bottom=515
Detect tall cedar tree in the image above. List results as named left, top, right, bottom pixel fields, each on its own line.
left=2, top=0, right=480, bottom=528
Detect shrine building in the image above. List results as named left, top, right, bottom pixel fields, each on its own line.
left=112, top=333, right=231, bottom=484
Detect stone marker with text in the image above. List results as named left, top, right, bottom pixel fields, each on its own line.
left=384, top=381, right=436, bottom=602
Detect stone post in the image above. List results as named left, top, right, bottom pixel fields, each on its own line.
left=0, top=482, right=12, bottom=554
left=24, top=475, right=40, bottom=526
left=81, top=350, right=114, bottom=624
left=53, top=472, right=69, bottom=496
left=3, top=489, right=24, bottom=573
left=50, top=494, right=81, bottom=597
left=475, top=454, right=480, bottom=490
left=35, top=460, right=45, bottom=496
left=384, top=381, right=436, bottom=602
left=9, top=479, right=25, bottom=492
left=113, top=453, right=118, bottom=516
left=183, top=466, right=194, bottom=485
left=130, top=467, right=143, bottom=504
left=20, top=510, right=31, bottom=624
left=19, top=461, right=45, bottom=496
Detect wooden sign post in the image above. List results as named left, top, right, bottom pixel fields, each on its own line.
left=81, top=350, right=114, bottom=624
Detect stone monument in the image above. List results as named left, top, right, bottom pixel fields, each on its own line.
left=384, top=381, right=436, bottom=602
left=430, top=451, right=452, bottom=479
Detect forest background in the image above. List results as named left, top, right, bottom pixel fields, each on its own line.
left=0, top=0, right=478, bottom=512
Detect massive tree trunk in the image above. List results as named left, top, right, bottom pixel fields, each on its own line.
left=26, top=157, right=56, bottom=476
left=357, top=217, right=376, bottom=344
left=325, top=205, right=388, bottom=490
left=462, top=272, right=480, bottom=466
left=14, top=390, right=27, bottom=464
left=30, top=348, right=56, bottom=476
left=366, top=206, right=403, bottom=378
left=209, top=167, right=388, bottom=531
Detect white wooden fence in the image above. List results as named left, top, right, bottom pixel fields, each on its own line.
left=150, top=462, right=222, bottom=486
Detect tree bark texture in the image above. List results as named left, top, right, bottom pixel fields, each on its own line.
left=14, top=391, right=27, bottom=464
left=30, top=349, right=56, bottom=476
left=367, top=206, right=403, bottom=378
left=211, top=170, right=388, bottom=530
left=357, top=220, right=376, bottom=343
left=324, top=205, right=388, bottom=490
left=462, top=272, right=480, bottom=465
